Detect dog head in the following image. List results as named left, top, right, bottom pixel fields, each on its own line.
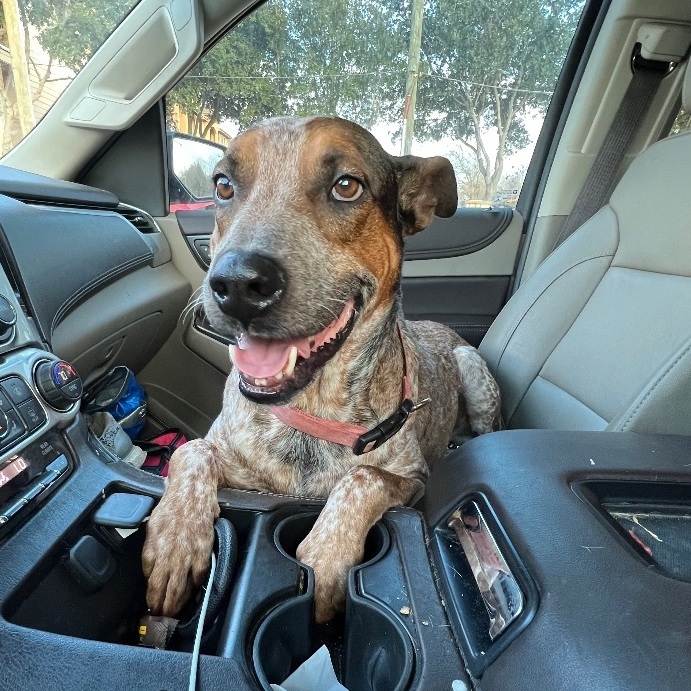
left=204, top=116, right=457, bottom=403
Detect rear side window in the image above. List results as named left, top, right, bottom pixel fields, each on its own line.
left=669, top=108, right=691, bottom=135
left=168, top=0, right=585, bottom=208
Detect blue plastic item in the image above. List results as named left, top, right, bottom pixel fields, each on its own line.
left=82, top=366, right=147, bottom=440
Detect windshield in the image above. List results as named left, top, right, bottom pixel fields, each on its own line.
left=0, top=0, right=137, bottom=155
left=168, top=0, right=585, bottom=209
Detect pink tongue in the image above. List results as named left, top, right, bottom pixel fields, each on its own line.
left=232, top=336, right=310, bottom=378
left=230, top=300, right=354, bottom=379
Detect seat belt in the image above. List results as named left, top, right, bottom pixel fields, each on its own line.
left=553, top=50, right=673, bottom=249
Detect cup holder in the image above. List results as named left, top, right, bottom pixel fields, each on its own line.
left=253, top=512, right=413, bottom=691
left=274, top=511, right=390, bottom=567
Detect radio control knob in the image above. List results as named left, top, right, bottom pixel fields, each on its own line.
left=34, top=360, right=82, bottom=411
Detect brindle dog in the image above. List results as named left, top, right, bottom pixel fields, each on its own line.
left=143, top=116, right=500, bottom=623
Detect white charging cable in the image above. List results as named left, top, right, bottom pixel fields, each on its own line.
left=188, top=551, right=217, bottom=691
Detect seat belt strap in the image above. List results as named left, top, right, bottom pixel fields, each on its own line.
left=554, top=55, right=671, bottom=249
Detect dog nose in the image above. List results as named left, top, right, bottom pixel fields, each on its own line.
left=208, top=252, right=287, bottom=325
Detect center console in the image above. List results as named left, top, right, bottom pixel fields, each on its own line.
left=2, top=423, right=691, bottom=691
left=0, top=350, right=83, bottom=537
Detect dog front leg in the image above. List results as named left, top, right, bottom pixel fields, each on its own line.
left=296, top=464, right=423, bottom=623
left=142, top=438, right=222, bottom=617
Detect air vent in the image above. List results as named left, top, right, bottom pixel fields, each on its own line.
left=18, top=198, right=160, bottom=234
left=116, top=205, right=159, bottom=233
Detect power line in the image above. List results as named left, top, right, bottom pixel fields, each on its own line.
left=181, top=71, right=553, bottom=95
left=182, top=72, right=393, bottom=80
left=427, top=73, right=552, bottom=96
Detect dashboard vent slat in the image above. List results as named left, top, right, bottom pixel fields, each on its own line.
left=116, top=205, right=158, bottom=233
left=16, top=197, right=160, bottom=234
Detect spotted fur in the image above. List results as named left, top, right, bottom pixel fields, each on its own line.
left=143, top=116, right=501, bottom=622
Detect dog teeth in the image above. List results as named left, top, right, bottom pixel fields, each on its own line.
left=284, top=346, right=298, bottom=377
left=255, top=378, right=267, bottom=387
left=275, top=371, right=283, bottom=381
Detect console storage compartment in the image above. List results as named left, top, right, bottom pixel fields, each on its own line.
left=7, top=526, right=147, bottom=644
left=425, top=430, right=691, bottom=691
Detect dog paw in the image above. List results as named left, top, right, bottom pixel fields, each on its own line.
left=142, top=495, right=216, bottom=617
left=296, top=531, right=363, bottom=624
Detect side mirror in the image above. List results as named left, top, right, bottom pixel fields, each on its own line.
left=167, top=132, right=226, bottom=211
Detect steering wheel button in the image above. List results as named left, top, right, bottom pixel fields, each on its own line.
left=2, top=377, right=33, bottom=405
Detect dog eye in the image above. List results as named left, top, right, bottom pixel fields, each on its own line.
left=331, top=176, right=363, bottom=202
left=214, top=176, right=234, bottom=201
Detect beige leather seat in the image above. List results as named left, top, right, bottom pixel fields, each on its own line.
left=479, top=69, right=691, bottom=435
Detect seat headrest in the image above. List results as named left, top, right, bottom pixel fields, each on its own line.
left=683, top=61, right=691, bottom=111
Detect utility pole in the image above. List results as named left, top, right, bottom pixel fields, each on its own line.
left=401, top=0, right=424, bottom=156
left=1, top=0, right=35, bottom=137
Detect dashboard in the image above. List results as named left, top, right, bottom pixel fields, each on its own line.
left=0, top=166, right=187, bottom=541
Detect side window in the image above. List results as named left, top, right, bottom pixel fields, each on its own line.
left=669, top=108, right=691, bottom=135
left=0, top=0, right=137, bottom=155
left=168, top=0, right=584, bottom=208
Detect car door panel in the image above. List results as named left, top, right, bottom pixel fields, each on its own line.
left=401, top=276, right=510, bottom=347
left=170, top=207, right=522, bottom=379
left=404, top=207, right=514, bottom=259
left=177, top=206, right=519, bottom=265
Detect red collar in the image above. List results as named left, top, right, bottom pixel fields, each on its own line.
left=269, top=324, right=431, bottom=455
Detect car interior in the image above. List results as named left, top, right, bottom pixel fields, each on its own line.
left=1, top=0, right=691, bottom=689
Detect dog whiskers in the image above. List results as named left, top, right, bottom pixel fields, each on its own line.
left=179, top=300, right=202, bottom=324
left=179, top=287, right=205, bottom=324
left=317, top=303, right=339, bottom=320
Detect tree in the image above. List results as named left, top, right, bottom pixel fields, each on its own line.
left=168, top=3, right=288, bottom=136
left=447, top=148, right=485, bottom=202
left=11, top=0, right=584, bottom=200
left=167, top=0, right=409, bottom=135
left=165, top=0, right=581, bottom=203
left=20, top=0, right=132, bottom=71
left=0, top=0, right=131, bottom=152
left=276, top=0, right=407, bottom=128
left=417, top=0, right=583, bottom=200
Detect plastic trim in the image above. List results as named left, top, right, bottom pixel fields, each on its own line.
left=431, top=492, right=539, bottom=678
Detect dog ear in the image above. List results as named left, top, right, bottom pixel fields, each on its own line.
left=394, top=155, right=458, bottom=235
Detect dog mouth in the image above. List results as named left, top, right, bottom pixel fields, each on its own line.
left=230, top=299, right=357, bottom=403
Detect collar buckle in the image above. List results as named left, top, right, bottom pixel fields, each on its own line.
left=352, top=396, right=430, bottom=455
